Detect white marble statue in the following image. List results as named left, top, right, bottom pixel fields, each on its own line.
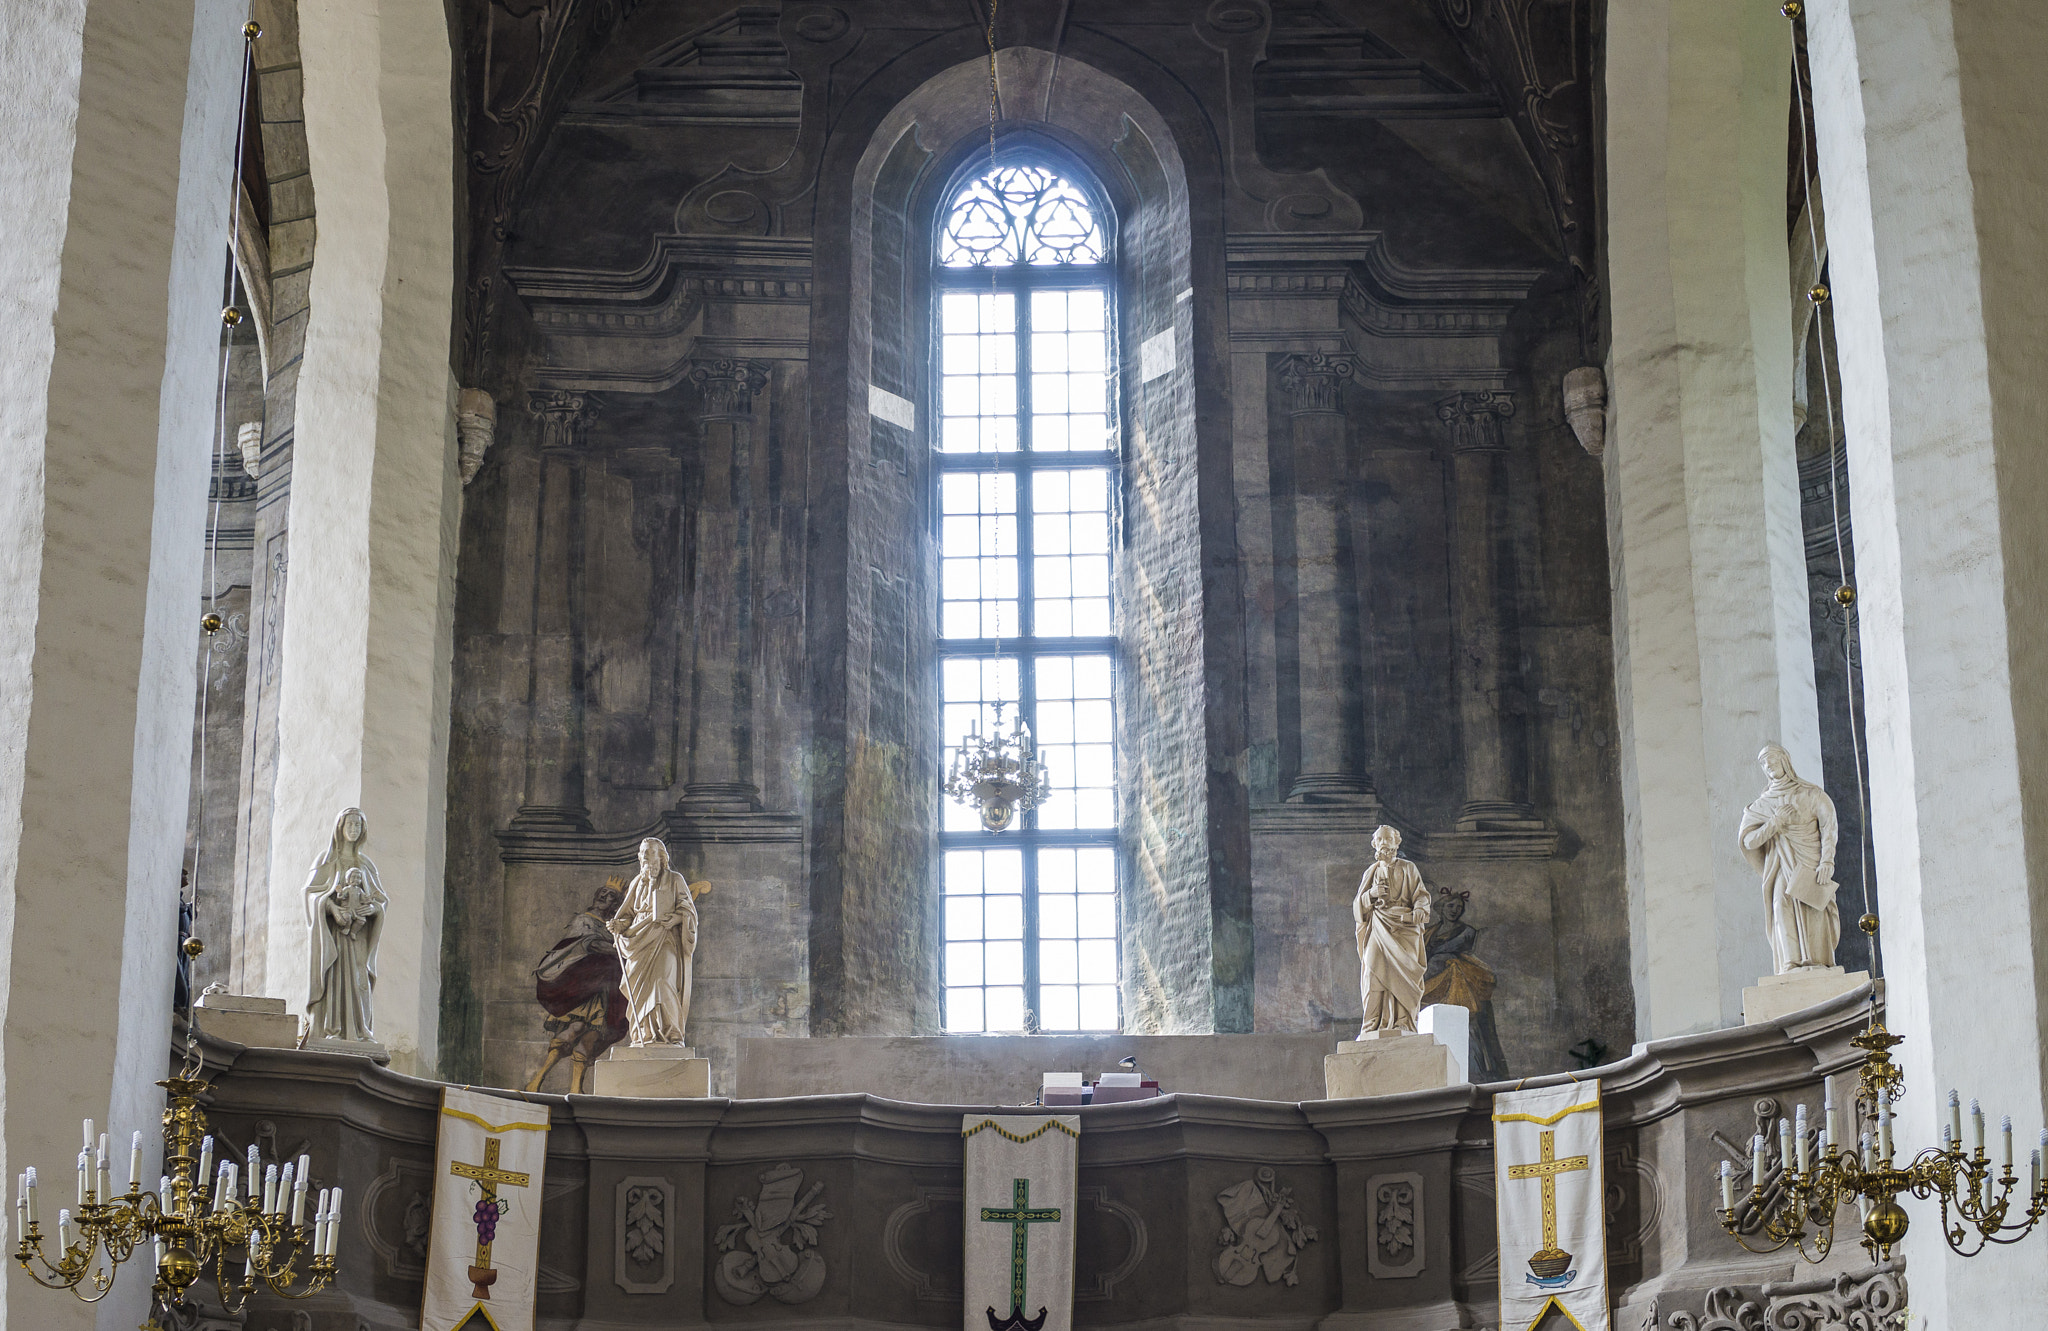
left=305, top=807, right=388, bottom=1041
left=1740, top=743, right=1842, bottom=972
left=1355, top=825, right=1433, bottom=1037
left=608, top=837, right=699, bottom=1046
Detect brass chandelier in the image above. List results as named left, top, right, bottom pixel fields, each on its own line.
left=14, top=1077, right=338, bottom=1324
left=1716, top=918, right=2048, bottom=1263
left=945, top=699, right=1050, bottom=832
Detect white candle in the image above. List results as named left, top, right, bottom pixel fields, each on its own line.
left=1719, top=1159, right=1735, bottom=1211
left=81, top=1118, right=93, bottom=1153
left=75, top=1150, right=86, bottom=1206
left=213, top=1162, right=229, bottom=1209
left=1823, top=1087, right=1835, bottom=1151
left=1752, top=1133, right=1766, bottom=1190
left=57, top=1207, right=71, bottom=1251
left=197, top=1136, right=214, bottom=1191
left=1950, top=1089, right=1963, bottom=1147
left=1794, top=1105, right=1810, bottom=1175
left=1861, top=1131, right=1873, bottom=1170
left=158, top=1176, right=170, bottom=1215
left=289, top=1168, right=307, bottom=1228
left=25, top=1166, right=38, bottom=1225
left=327, top=1187, right=343, bottom=1255
left=246, top=1145, right=260, bottom=1202
left=264, top=1164, right=279, bottom=1215
left=1778, top=1117, right=1794, bottom=1177
left=1878, top=1103, right=1893, bottom=1161
left=313, top=1189, right=330, bottom=1252
left=128, top=1131, right=141, bottom=1193
left=95, top=1134, right=108, bottom=1201
left=1972, top=1098, right=1985, bottom=1154
left=2032, top=1148, right=2041, bottom=1197
left=14, top=1185, right=25, bottom=1237
left=2004, top=1116, right=2015, bottom=1171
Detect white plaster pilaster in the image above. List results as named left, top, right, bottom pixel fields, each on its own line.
left=1604, top=0, right=1819, bottom=1038
left=0, top=2, right=243, bottom=1326
left=264, top=0, right=458, bottom=1077
left=1805, top=1, right=2048, bottom=1321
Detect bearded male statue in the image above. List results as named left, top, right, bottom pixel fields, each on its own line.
left=1354, top=825, right=1432, bottom=1037
left=1739, top=743, right=1842, bottom=972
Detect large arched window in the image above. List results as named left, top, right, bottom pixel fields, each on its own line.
left=936, top=162, right=1119, bottom=1034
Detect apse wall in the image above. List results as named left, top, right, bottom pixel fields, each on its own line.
left=438, top=0, right=1628, bottom=1093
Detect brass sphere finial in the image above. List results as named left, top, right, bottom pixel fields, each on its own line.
left=243, top=20, right=262, bottom=40
left=221, top=305, right=243, bottom=327
left=1859, top=913, right=1880, bottom=937
left=1835, top=585, right=1856, bottom=608
left=200, top=610, right=224, bottom=634
left=1781, top=1, right=1803, bottom=18
left=1808, top=282, right=1831, bottom=306
left=182, top=937, right=205, bottom=959
left=1863, top=1197, right=1909, bottom=1249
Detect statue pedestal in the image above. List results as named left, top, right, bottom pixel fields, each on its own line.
left=592, top=1044, right=711, bottom=1098
left=1324, top=1027, right=1463, bottom=1099
left=193, top=993, right=300, bottom=1050
left=302, top=1035, right=391, bottom=1064
left=1742, top=967, right=1871, bottom=1026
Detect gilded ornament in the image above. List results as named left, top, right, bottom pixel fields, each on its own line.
left=1808, top=283, right=1830, bottom=305
left=243, top=20, right=262, bottom=40
left=1781, top=1, right=1803, bottom=18
left=182, top=937, right=204, bottom=959
left=1836, top=585, right=1856, bottom=608
left=221, top=306, right=242, bottom=327
left=201, top=611, right=223, bottom=634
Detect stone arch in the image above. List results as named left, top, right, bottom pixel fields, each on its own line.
left=804, top=47, right=1249, bottom=1035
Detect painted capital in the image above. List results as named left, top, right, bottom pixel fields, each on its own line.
left=528, top=389, right=600, bottom=452
left=1277, top=352, right=1356, bottom=415
left=1435, top=391, right=1516, bottom=452
left=688, top=359, right=772, bottom=420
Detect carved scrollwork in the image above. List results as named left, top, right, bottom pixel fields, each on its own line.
left=1652, top=1261, right=1907, bottom=1331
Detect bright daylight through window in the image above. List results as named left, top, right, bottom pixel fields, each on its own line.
left=936, top=164, right=1119, bottom=1034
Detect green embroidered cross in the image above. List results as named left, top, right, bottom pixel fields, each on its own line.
left=979, top=1177, right=1062, bottom=1314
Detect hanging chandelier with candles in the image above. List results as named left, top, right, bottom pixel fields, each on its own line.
left=14, top=1077, right=339, bottom=1324
left=945, top=698, right=1050, bottom=832
left=1715, top=917, right=2048, bottom=1263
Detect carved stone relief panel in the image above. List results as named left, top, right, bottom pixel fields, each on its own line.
left=714, top=1163, right=830, bottom=1305
left=1213, top=1167, right=1320, bottom=1286
left=1366, top=1171, right=1424, bottom=1279
left=614, top=1174, right=674, bottom=1295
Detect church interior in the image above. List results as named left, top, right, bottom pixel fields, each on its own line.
left=3, top=0, right=2043, bottom=1328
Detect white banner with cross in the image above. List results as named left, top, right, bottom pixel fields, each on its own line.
left=421, top=1086, right=551, bottom=1331
left=1493, top=1079, right=1609, bottom=1331
left=962, top=1115, right=1080, bottom=1331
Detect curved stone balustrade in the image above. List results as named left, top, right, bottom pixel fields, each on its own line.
left=191, top=986, right=1881, bottom=1329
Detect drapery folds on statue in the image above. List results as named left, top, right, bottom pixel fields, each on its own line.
left=1355, top=826, right=1432, bottom=1036
left=1739, top=743, right=1842, bottom=972
left=609, top=836, right=698, bottom=1046
left=304, top=806, right=387, bottom=1041
left=524, top=879, right=628, bottom=1092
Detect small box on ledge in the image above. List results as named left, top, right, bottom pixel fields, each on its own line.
left=1090, top=1072, right=1161, bottom=1104
left=1041, top=1072, right=1088, bottom=1107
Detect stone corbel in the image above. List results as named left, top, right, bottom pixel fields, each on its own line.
left=1562, top=366, right=1606, bottom=457
left=457, top=388, right=497, bottom=483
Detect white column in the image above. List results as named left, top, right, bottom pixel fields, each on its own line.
left=0, top=2, right=242, bottom=1327
left=1605, top=0, right=1819, bottom=1038
left=1806, top=1, right=2048, bottom=1321
left=264, top=0, right=458, bottom=1076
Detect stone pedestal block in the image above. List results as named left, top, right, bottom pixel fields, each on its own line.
left=593, top=1044, right=711, bottom=1099
left=1324, top=1029, right=1461, bottom=1099
left=1418, top=1003, right=1470, bottom=1083
left=302, top=1035, right=391, bottom=1064
left=1742, top=967, right=1871, bottom=1026
left=193, top=993, right=300, bottom=1050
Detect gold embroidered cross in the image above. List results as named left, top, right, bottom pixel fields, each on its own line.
left=1506, top=1129, right=1589, bottom=1256
left=451, top=1137, right=530, bottom=1297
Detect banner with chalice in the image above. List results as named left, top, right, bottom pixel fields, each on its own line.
left=1493, top=1080, right=1609, bottom=1331
left=422, top=1086, right=551, bottom=1331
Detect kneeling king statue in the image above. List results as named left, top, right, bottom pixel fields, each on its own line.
left=1354, top=825, right=1433, bottom=1037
